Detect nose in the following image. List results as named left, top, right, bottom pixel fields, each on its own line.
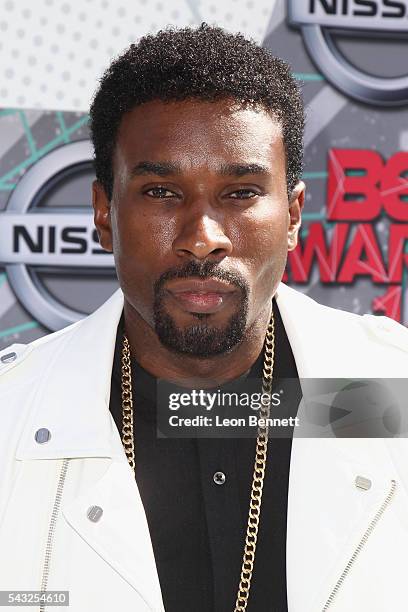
left=173, top=205, right=233, bottom=260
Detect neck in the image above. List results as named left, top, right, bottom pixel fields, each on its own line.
left=123, top=300, right=273, bottom=389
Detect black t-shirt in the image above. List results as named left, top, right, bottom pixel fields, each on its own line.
left=109, top=299, right=301, bottom=612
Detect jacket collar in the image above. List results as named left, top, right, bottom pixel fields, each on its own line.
left=276, top=283, right=355, bottom=378
left=15, top=288, right=126, bottom=461
left=14, top=281, right=372, bottom=460
left=15, top=284, right=294, bottom=460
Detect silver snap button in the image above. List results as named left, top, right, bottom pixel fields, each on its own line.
left=213, top=471, right=226, bottom=485
left=34, top=428, right=51, bottom=444
left=355, top=475, right=372, bottom=490
left=87, top=505, right=103, bottom=522
left=1, top=352, right=17, bottom=364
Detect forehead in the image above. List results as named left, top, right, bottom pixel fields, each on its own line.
left=114, top=98, right=285, bottom=172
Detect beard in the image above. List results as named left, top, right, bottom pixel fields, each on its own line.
left=152, top=260, right=250, bottom=358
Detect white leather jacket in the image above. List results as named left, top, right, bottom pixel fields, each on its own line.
left=1, top=283, right=408, bottom=611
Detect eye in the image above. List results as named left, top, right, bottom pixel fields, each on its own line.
left=144, top=186, right=178, bottom=199
left=228, top=189, right=261, bottom=199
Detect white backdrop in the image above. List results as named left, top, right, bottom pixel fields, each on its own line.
left=0, top=0, right=279, bottom=111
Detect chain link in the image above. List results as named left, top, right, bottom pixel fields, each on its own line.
left=121, top=336, right=135, bottom=472
left=120, top=307, right=275, bottom=612
left=234, top=311, right=274, bottom=611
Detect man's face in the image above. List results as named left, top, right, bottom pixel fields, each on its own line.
left=93, top=98, right=304, bottom=358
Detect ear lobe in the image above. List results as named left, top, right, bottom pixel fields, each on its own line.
left=287, top=180, right=305, bottom=252
left=92, top=180, right=113, bottom=253
left=287, top=226, right=300, bottom=251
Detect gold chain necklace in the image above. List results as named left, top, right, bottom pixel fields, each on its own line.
left=120, top=309, right=275, bottom=611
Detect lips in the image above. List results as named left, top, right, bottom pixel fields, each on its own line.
left=166, top=278, right=236, bottom=294
left=165, top=278, right=237, bottom=314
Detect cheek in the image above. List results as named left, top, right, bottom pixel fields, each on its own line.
left=241, top=202, right=289, bottom=256
left=113, top=206, right=171, bottom=260
left=111, top=207, right=175, bottom=307
left=241, top=205, right=289, bottom=291
left=110, top=209, right=147, bottom=284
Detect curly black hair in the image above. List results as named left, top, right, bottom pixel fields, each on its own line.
left=89, top=23, right=305, bottom=201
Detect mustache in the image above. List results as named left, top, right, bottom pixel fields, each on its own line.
left=153, top=260, right=249, bottom=296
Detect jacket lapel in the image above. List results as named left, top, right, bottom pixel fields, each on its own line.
left=14, top=288, right=165, bottom=610
left=275, top=284, right=401, bottom=611
left=15, top=289, right=126, bottom=461
left=62, top=457, right=164, bottom=611
left=285, top=437, right=398, bottom=611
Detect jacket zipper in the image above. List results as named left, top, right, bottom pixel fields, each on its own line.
left=322, top=478, right=397, bottom=611
left=39, top=459, right=70, bottom=612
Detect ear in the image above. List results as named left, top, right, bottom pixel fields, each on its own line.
left=287, top=181, right=305, bottom=252
left=92, top=180, right=113, bottom=253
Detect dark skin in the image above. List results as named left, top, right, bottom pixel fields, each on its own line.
left=93, top=97, right=305, bottom=388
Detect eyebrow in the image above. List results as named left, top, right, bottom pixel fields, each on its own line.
left=219, top=163, right=270, bottom=177
left=129, top=161, right=271, bottom=178
left=130, top=161, right=182, bottom=177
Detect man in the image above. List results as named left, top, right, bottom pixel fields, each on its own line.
left=0, top=23, right=408, bottom=612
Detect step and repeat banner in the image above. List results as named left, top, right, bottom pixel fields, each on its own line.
left=0, top=0, right=407, bottom=347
